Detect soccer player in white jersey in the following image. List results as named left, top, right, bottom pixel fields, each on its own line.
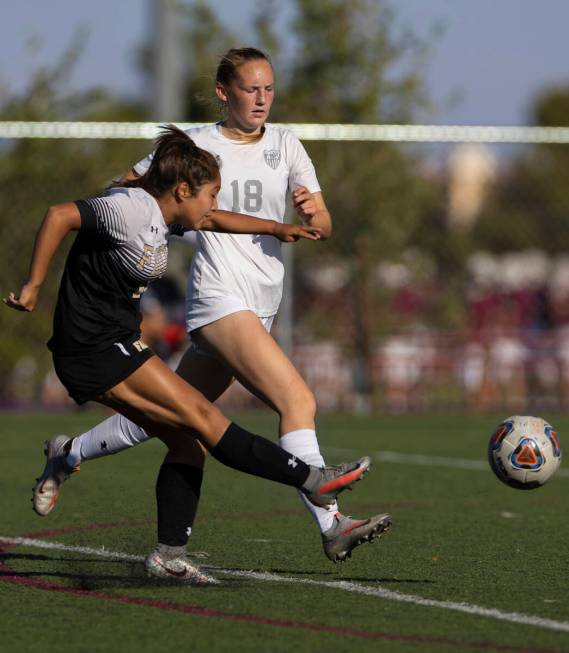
left=5, top=125, right=373, bottom=585
left=30, top=49, right=391, bottom=577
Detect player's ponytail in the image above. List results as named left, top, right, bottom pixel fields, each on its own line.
left=124, top=124, right=219, bottom=197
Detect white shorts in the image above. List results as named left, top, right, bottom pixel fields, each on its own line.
left=186, top=296, right=275, bottom=334
left=187, top=296, right=275, bottom=359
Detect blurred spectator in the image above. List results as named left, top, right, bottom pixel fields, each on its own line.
left=8, top=356, right=38, bottom=404
left=295, top=342, right=353, bottom=412
left=487, top=332, right=528, bottom=411
left=458, top=340, right=488, bottom=411
left=549, top=256, right=569, bottom=326
left=140, top=296, right=169, bottom=354
left=556, top=326, right=569, bottom=409
left=41, top=367, right=75, bottom=408
left=140, top=276, right=188, bottom=368
left=376, top=330, right=435, bottom=412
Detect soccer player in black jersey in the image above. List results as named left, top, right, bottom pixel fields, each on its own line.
left=4, top=125, right=372, bottom=584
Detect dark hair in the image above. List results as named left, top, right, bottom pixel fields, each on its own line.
left=216, top=47, right=272, bottom=86
left=124, top=124, right=219, bottom=197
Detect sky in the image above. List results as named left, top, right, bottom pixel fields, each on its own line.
left=2, top=0, right=569, bottom=126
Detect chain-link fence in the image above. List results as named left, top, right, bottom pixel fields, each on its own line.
left=2, top=123, right=568, bottom=413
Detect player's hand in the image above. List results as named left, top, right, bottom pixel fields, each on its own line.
left=3, top=284, right=40, bottom=312
left=292, top=186, right=317, bottom=224
left=273, top=223, right=322, bottom=242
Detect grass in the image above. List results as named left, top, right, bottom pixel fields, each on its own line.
left=0, top=410, right=568, bottom=653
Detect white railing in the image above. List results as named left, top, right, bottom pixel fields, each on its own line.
left=2, top=121, right=569, bottom=143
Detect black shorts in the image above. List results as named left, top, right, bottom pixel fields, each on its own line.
left=52, top=335, right=154, bottom=405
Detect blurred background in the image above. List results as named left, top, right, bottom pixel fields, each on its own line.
left=2, top=0, right=569, bottom=414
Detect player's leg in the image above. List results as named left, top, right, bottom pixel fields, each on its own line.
left=193, top=311, right=392, bottom=561
left=157, top=347, right=235, bottom=465
left=65, top=413, right=152, bottom=467
left=34, top=352, right=368, bottom=518
left=146, top=349, right=235, bottom=578
left=193, top=311, right=317, bottom=434
left=32, top=345, right=233, bottom=517
left=63, top=347, right=232, bottom=467
left=111, top=355, right=228, bottom=586
left=194, top=312, right=336, bottom=531
left=98, top=354, right=372, bottom=578
left=96, top=355, right=369, bottom=506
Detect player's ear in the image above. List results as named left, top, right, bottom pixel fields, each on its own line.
left=215, top=83, right=228, bottom=104
left=174, top=181, right=192, bottom=202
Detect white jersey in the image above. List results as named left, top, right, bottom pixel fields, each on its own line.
left=134, top=123, right=321, bottom=327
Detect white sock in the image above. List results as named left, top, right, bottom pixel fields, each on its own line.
left=66, top=413, right=152, bottom=466
left=279, top=429, right=338, bottom=533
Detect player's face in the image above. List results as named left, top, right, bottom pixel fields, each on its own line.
left=180, top=176, right=221, bottom=228
left=217, top=60, right=275, bottom=133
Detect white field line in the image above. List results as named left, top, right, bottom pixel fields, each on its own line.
left=0, top=537, right=144, bottom=562
left=1, top=536, right=569, bottom=633
left=322, top=447, right=569, bottom=478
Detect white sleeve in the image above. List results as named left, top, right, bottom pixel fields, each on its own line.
left=285, top=132, right=321, bottom=194
left=77, top=192, right=149, bottom=244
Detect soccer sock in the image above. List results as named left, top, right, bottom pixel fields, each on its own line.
left=156, top=463, right=203, bottom=547
left=211, top=422, right=315, bottom=489
left=66, top=413, right=152, bottom=467
left=156, top=543, right=187, bottom=560
left=280, top=429, right=337, bottom=533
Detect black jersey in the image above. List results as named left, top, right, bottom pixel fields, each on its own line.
left=48, top=187, right=183, bottom=355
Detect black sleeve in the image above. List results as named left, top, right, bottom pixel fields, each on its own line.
left=74, top=200, right=98, bottom=232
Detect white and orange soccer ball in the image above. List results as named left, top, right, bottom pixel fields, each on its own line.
left=488, top=415, right=562, bottom=489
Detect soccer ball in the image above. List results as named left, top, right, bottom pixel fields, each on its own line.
left=488, top=415, right=562, bottom=489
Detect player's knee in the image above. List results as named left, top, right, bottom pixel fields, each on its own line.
left=195, top=395, right=221, bottom=422
left=177, top=394, right=226, bottom=438
left=280, top=384, right=317, bottom=421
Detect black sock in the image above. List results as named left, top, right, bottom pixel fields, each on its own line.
left=211, top=423, right=311, bottom=488
left=156, top=463, right=203, bottom=547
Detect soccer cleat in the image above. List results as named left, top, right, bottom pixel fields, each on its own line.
left=303, top=456, right=372, bottom=507
left=322, top=512, right=392, bottom=563
left=32, top=435, right=79, bottom=516
left=145, top=550, right=218, bottom=585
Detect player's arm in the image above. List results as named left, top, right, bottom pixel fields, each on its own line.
left=3, top=202, right=81, bottom=312
left=123, top=163, right=323, bottom=242
left=292, top=189, right=332, bottom=240
left=197, top=209, right=322, bottom=243
left=117, top=169, right=140, bottom=184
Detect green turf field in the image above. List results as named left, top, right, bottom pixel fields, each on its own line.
left=1, top=410, right=568, bottom=653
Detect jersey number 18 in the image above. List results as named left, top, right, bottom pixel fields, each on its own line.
left=231, top=179, right=263, bottom=213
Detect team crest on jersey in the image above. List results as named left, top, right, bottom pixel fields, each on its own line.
left=263, top=149, right=281, bottom=170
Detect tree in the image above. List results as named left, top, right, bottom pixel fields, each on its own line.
left=178, top=0, right=237, bottom=122
left=473, top=87, right=569, bottom=256
left=266, top=0, right=436, bottom=409
left=0, top=37, right=149, bottom=401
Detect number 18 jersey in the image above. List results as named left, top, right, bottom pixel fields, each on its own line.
left=134, top=123, right=321, bottom=326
